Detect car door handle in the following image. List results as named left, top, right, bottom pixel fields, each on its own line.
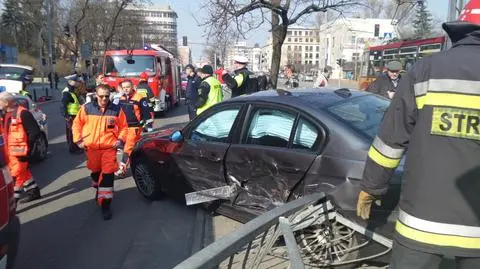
left=205, top=152, right=221, bottom=163
left=278, top=166, right=301, bottom=173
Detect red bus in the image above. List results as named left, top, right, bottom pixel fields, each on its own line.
left=102, top=45, right=181, bottom=114
left=358, top=36, right=448, bottom=90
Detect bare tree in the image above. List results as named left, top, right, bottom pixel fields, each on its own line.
left=362, top=0, right=385, bottom=18
left=201, top=0, right=367, bottom=88
left=384, top=0, right=417, bottom=39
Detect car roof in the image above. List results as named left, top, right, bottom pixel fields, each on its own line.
left=0, top=64, right=34, bottom=71
left=225, top=87, right=372, bottom=113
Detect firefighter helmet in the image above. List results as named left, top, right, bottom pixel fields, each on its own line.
left=443, top=0, right=480, bottom=42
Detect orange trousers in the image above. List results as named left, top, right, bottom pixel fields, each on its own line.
left=8, top=155, right=37, bottom=198
left=124, top=127, right=142, bottom=157
left=87, top=148, right=117, bottom=206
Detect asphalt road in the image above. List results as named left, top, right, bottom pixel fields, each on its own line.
left=14, top=100, right=205, bottom=269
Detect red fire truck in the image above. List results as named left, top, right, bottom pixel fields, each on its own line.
left=102, top=45, right=181, bottom=114
left=358, top=36, right=448, bottom=90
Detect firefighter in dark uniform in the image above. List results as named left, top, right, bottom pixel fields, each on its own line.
left=136, top=72, right=155, bottom=132
left=222, top=55, right=250, bottom=98
left=357, top=1, right=480, bottom=267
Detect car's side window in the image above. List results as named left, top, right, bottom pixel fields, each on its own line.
left=190, top=108, right=241, bottom=143
left=293, top=117, right=319, bottom=151
left=245, top=108, right=296, bottom=148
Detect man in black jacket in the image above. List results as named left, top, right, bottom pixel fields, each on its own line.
left=365, top=60, right=402, bottom=99
left=185, top=64, right=200, bottom=120
left=222, top=56, right=250, bottom=97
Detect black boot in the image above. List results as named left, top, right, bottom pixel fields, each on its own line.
left=20, top=187, right=41, bottom=204
left=101, top=200, right=112, bottom=221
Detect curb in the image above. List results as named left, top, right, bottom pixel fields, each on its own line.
left=190, top=208, right=206, bottom=255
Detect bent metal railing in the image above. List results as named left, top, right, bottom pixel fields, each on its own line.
left=174, top=193, right=393, bottom=269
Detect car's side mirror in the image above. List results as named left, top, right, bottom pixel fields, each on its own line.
left=170, top=130, right=184, bottom=143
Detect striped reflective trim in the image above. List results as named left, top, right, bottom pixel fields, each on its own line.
left=417, top=92, right=480, bottom=110
left=97, top=193, right=113, bottom=199
left=145, top=118, right=154, bottom=124
left=396, top=221, right=480, bottom=249
left=367, top=146, right=401, bottom=169
left=414, top=79, right=480, bottom=109
left=98, top=187, right=113, bottom=192
left=372, top=136, right=404, bottom=159
left=472, top=9, right=480, bottom=14
left=399, top=209, right=480, bottom=237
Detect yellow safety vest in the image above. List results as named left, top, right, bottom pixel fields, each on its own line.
left=197, top=76, right=223, bottom=115
left=62, top=88, right=81, bottom=116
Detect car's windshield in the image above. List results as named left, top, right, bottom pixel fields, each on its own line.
left=104, top=55, right=155, bottom=77
left=326, top=94, right=390, bottom=141
left=0, top=66, right=32, bottom=81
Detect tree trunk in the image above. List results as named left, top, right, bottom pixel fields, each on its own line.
left=270, top=0, right=284, bottom=89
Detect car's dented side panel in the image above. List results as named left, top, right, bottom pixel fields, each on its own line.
left=225, top=145, right=317, bottom=211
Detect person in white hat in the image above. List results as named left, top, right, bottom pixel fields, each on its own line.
left=222, top=55, right=252, bottom=97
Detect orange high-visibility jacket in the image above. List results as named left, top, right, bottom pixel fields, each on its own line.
left=72, top=101, right=128, bottom=150
left=7, top=106, right=29, bottom=157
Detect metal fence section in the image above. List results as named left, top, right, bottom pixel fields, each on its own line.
left=174, top=193, right=393, bottom=269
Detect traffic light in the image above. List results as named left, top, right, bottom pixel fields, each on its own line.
left=374, top=24, right=380, bottom=37
left=182, top=36, right=187, bottom=46
left=64, top=25, right=71, bottom=37
left=336, top=59, right=342, bottom=66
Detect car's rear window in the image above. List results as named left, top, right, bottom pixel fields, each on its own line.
left=326, top=94, right=390, bottom=141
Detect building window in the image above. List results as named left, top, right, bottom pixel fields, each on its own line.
left=316, top=60, right=319, bottom=65
left=288, top=38, right=291, bottom=42
left=287, top=31, right=292, bottom=36
left=309, top=53, right=313, bottom=58
left=299, top=38, right=303, bottom=42
left=294, top=31, right=297, bottom=35
left=316, top=53, right=319, bottom=58
left=316, top=46, right=320, bottom=51
left=294, top=38, right=298, bottom=42
left=288, top=46, right=291, bottom=50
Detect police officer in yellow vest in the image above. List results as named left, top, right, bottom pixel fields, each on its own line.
left=61, top=76, right=82, bottom=153
left=196, top=65, right=223, bottom=115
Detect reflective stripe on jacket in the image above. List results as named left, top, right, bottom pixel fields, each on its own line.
left=196, top=76, right=223, bottom=115
left=360, top=33, right=480, bottom=257
left=62, top=88, right=81, bottom=116
left=72, top=101, right=128, bottom=150
left=7, top=106, right=28, bottom=157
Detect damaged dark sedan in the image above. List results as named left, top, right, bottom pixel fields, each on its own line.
left=130, top=88, right=395, bottom=222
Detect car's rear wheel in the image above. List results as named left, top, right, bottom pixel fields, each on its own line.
left=132, top=157, right=163, bottom=201
left=30, top=133, right=48, bottom=163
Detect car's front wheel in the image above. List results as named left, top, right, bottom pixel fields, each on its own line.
left=132, top=157, right=163, bottom=201
left=30, top=133, right=48, bottom=163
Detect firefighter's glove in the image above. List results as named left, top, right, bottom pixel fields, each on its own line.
left=356, top=191, right=380, bottom=220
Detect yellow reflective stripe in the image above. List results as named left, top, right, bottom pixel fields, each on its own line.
left=396, top=221, right=480, bottom=249
left=415, top=95, right=426, bottom=109
left=416, top=92, right=480, bottom=110
left=367, top=146, right=401, bottom=168
left=235, top=73, right=244, bottom=87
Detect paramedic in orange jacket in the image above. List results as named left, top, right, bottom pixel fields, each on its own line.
left=113, top=80, right=150, bottom=177
left=0, top=92, right=42, bottom=204
left=72, top=85, right=128, bottom=220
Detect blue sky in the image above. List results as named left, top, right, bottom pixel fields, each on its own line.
left=155, top=0, right=449, bottom=61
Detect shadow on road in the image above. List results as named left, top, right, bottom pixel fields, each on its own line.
left=16, top=186, right=211, bottom=269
